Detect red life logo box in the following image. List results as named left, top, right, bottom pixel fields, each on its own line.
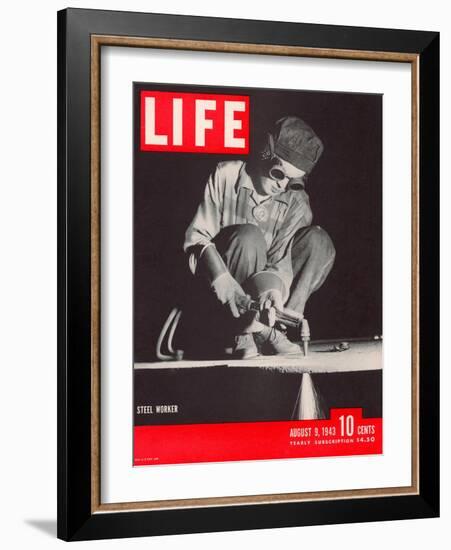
left=140, top=90, right=250, bottom=154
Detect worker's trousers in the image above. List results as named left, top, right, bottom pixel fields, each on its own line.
left=212, top=223, right=336, bottom=316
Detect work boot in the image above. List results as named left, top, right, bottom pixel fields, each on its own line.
left=224, top=334, right=259, bottom=359
left=254, top=326, right=301, bottom=355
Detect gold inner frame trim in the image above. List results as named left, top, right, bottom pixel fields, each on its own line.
left=90, top=34, right=420, bottom=514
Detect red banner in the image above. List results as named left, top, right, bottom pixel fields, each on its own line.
left=134, top=408, right=382, bottom=466
left=140, top=90, right=250, bottom=154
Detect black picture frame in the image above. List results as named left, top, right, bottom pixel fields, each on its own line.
left=57, top=7, right=439, bottom=541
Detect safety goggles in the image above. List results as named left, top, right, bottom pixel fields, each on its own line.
left=266, top=159, right=306, bottom=191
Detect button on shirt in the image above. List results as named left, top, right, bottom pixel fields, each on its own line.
left=183, top=160, right=313, bottom=298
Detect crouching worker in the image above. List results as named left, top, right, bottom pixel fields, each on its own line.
left=183, top=116, right=336, bottom=358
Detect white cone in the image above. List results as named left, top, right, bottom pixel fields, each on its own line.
left=297, top=372, right=322, bottom=420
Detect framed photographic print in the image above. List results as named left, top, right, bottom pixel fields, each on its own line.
left=57, top=8, right=439, bottom=541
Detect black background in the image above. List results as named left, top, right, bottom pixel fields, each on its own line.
left=134, top=82, right=382, bottom=362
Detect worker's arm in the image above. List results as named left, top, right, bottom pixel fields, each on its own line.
left=198, top=245, right=248, bottom=318
left=183, top=166, right=223, bottom=272
left=184, top=163, right=247, bottom=318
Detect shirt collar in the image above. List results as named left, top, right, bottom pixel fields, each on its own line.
left=235, top=162, right=291, bottom=206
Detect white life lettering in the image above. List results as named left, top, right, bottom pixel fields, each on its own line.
left=144, top=97, right=168, bottom=145
left=172, top=98, right=183, bottom=146
left=195, top=99, right=216, bottom=147
left=224, top=101, right=245, bottom=148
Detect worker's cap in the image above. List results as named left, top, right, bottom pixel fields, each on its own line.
left=268, top=116, right=324, bottom=174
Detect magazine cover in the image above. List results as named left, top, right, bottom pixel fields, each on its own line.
left=133, top=82, right=383, bottom=466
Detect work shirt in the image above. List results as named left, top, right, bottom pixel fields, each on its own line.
left=183, top=160, right=313, bottom=298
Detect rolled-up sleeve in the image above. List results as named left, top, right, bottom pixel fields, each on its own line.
left=183, top=166, right=224, bottom=273
left=265, top=195, right=313, bottom=300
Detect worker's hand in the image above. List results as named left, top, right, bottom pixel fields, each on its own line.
left=211, top=272, right=249, bottom=318
left=258, top=289, right=283, bottom=313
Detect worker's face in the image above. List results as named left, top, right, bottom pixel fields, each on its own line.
left=253, top=156, right=306, bottom=196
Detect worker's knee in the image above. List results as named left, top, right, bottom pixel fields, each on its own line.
left=234, top=223, right=266, bottom=250
left=216, top=223, right=267, bottom=254
left=293, top=225, right=336, bottom=261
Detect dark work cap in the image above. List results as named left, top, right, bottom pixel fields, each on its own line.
left=270, top=116, right=324, bottom=174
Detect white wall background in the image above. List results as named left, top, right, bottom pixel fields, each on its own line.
left=0, top=1, right=447, bottom=548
